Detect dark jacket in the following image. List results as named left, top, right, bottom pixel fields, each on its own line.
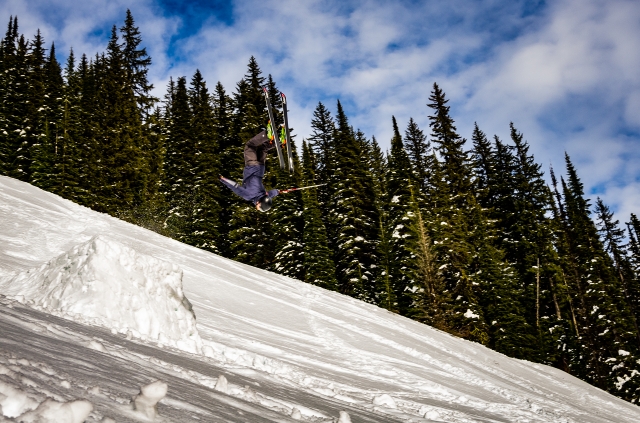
left=221, top=165, right=279, bottom=204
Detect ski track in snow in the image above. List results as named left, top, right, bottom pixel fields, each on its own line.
left=2, top=175, right=640, bottom=422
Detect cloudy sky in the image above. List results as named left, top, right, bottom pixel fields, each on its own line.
left=2, top=0, right=639, bottom=222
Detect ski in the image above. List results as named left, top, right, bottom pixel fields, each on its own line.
left=262, top=86, right=286, bottom=170
left=279, top=183, right=327, bottom=194
left=280, top=92, right=294, bottom=173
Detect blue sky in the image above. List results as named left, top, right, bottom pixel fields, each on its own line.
left=2, top=0, right=639, bottom=222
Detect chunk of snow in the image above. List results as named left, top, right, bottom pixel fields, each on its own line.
left=0, top=380, right=39, bottom=417
left=291, top=407, right=302, bottom=419
left=338, top=410, right=352, bottom=423
left=16, top=398, right=92, bottom=423
left=620, top=350, right=631, bottom=356
left=0, top=235, right=202, bottom=353
left=464, top=309, right=479, bottom=319
left=133, top=380, right=168, bottom=420
left=372, top=393, right=397, bottom=408
left=88, top=340, right=106, bottom=353
left=214, top=375, right=228, bottom=394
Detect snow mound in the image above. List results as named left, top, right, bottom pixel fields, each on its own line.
left=0, top=235, right=202, bottom=353
left=15, top=398, right=93, bottom=423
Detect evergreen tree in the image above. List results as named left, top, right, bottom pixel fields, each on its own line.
left=300, top=140, right=338, bottom=289
left=134, top=107, right=166, bottom=233
left=268, top=78, right=304, bottom=280
left=164, top=76, right=196, bottom=241
left=426, top=83, right=487, bottom=343
left=53, top=48, right=82, bottom=199
left=75, top=53, right=101, bottom=208
left=509, top=124, right=569, bottom=362
left=470, top=123, right=498, bottom=209
left=227, top=59, right=274, bottom=268
left=33, top=42, right=65, bottom=192
left=212, top=81, right=240, bottom=257
left=368, top=135, right=395, bottom=310
left=327, top=101, right=379, bottom=300
left=3, top=30, right=31, bottom=180
left=385, top=116, right=415, bottom=314
left=120, top=9, right=155, bottom=113
left=188, top=70, right=221, bottom=252
left=24, top=31, right=49, bottom=187
left=307, top=102, right=335, bottom=226
left=406, top=184, right=453, bottom=331
left=90, top=27, right=149, bottom=217
left=629, top=214, right=640, bottom=282
left=559, top=154, right=640, bottom=401
left=595, top=198, right=640, bottom=343
left=270, top=145, right=305, bottom=280
left=404, top=117, right=431, bottom=192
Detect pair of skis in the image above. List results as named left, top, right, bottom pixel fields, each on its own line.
left=263, top=87, right=323, bottom=195
left=262, top=86, right=294, bottom=173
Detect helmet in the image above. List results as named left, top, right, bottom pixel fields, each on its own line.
left=256, top=195, right=273, bottom=212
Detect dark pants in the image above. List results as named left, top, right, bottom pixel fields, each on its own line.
left=244, top=130, right=273, bottom=166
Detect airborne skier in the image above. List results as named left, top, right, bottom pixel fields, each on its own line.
left=220, top=87, right=298, bottom=212
left=220, top=130, right=281, bottom=212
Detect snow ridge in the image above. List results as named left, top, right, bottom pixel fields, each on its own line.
left=0, top=235, right=202, bottom=353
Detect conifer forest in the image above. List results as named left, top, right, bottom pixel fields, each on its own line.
left=2, top=12, right=640, bottom=404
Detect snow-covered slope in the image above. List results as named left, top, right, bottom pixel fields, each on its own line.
left=1, top=175, right=639, bottom=423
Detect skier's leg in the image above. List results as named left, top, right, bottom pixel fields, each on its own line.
left=244, top=130, right=272, bottom=166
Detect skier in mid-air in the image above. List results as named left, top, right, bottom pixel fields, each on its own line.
left=220, top=129, right=280, bottom=212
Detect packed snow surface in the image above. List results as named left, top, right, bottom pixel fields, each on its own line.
left=1, top=174, right=640, bottom=422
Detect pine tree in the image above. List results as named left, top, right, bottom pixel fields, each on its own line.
left=134, top=107, right=167, bottom=233
left=189, top=70, right=221, bottom=253
left=470, top=123, right=498, bottom=209
left=227, top=59, right=274, bottom=268
left=212, top=81, right=240, bottom=257
left=24, top=31, right=49, bottom=187
left=404, top=117, right=431, bottom=193
left=595, top=198, right=640, bottom=344
left=385, top=116, right=415, bottom=314
left=367, top=135, right=395, bottom=310
left=270, top=145, right=305, bottom=280
left=164, top=76, right=196, bottom=241
left=120, top=9, right=155, bottom=113
left=0, top=17, right=20, bottom=176
left=75, top=53, right=101, bottom=208
left=32, top=42, right=65, bottom=192
left=327, top=101, right=379, bottom=300
left=307, top=102, right=335, bottom=227
left=407, top=183, right=453, bottom=331
left=629, top=214, right=640, bottom=283
left=53, top=48, right=82, bottom=199
left=559, top=154, right=640, bottom=401
left=300, top=141, right=338, bottom=289
left=509, top=124, right=569, bottom=362
left=268, top=77, right=304, bottom=280
left=426, top=83, right=487, bottom=343
left=4, top=30, right=31, bottom=181
left=90, top=27, right=149, bottom=218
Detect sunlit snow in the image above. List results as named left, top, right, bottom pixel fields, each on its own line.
left=1, top=175, right=640, bottom=422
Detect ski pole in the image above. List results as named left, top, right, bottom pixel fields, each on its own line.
left=279, top=183, right=327, bottom=194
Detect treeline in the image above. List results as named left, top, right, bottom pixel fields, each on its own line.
left=2, top=12, right=640, bottom=403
